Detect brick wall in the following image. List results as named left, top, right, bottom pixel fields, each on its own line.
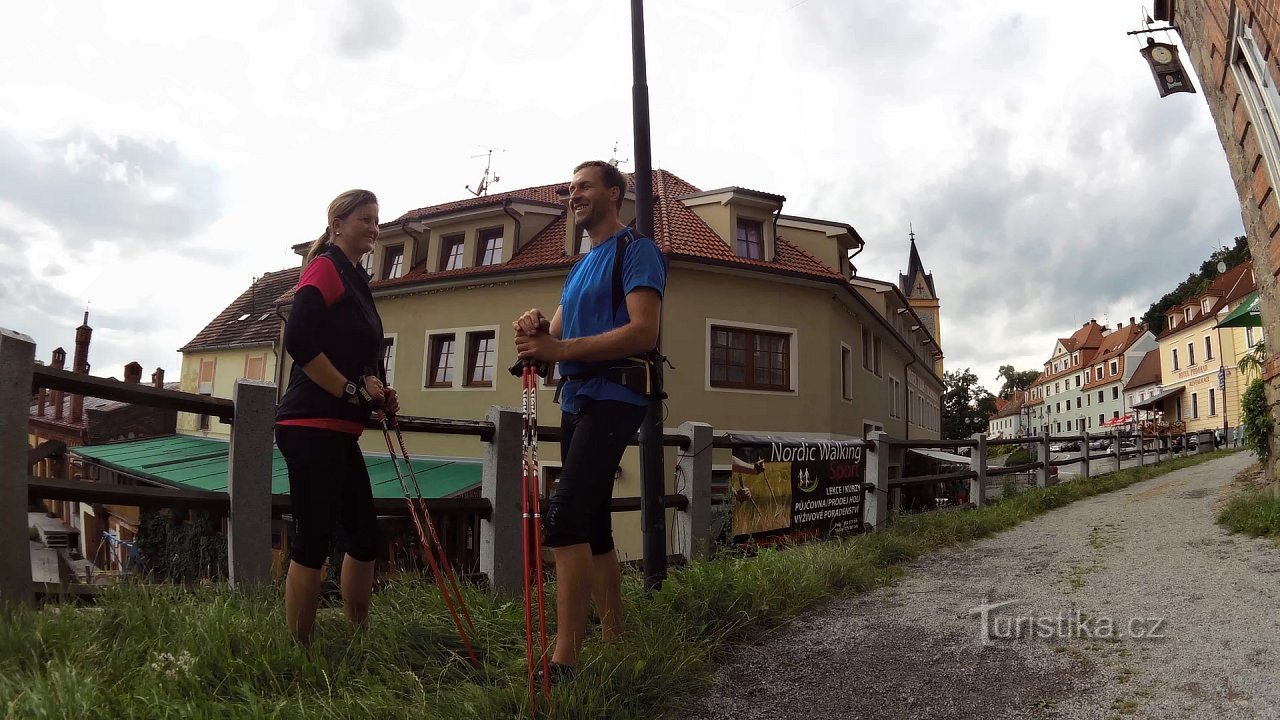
left=1170, top=0, right=1280, bottom=475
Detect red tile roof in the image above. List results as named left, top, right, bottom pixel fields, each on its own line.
left=1123, top=349, right=1162, bottom=391
left=30, top=382, right=181, bottom=428
left=182, top=267, right=299, bottom=352
left=1155, top=261, right=1255, bottom=340
left=1081, top=323, right=1150, bottom=389
left=1035, top=321, right=1107, bottom=386
left=370, top=170, right=844, bottom=292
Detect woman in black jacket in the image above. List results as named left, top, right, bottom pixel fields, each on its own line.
left=276, top=189, right=399, bottom=644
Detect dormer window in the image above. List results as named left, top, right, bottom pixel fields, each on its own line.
left=1168, top=314, right=1179, bottom=329
left=477, top=228, right=504, bottom=266
left=1184, top=307, right=1193, bottom=322
left=1110, top=359, right=1118, bottom=375
left=360, top=252, right=373, bottom=274
left=382, top=245, right=404, bottom=280
left=1202, top=299, right=1212, bottom=314
left=736, top=218, right=764, bottom=260
left=441, top=234, right=465, bottom=271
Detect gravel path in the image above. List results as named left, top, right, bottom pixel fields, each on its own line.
left=688, top=452, right=1280, bottom=720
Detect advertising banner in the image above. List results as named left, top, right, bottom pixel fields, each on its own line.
left=727, top=435, right=867, bottom=542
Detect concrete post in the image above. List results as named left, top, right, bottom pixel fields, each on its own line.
left=969, top=433, right=987, bottom=508
left=1138, top=433, right=1146, bottom=467
left=1035, top=432, right=1051, bottom=488
left=865, top=432, right=890, bottom=531
left=1113, top=429, right=1122, bottom=473
left=675, top=421, right=713, bottom=562
left=481, top=407, right=524, bottom=596
left=228, top=379, right=276, bottom=588
left=1198, top=430, right=1214, bottom=455
left=0, top=329, right=36, bottom=608
left=1081, top=432, right=1091, bottom=480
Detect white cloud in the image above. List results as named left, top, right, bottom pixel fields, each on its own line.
left=0, top=0, right=1247, bottom=395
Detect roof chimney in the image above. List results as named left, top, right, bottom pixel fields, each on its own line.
left=124, top=361, right=143, bottom=384
left=1130, top=316, right=1136, bottom=326
left=51, top=347, right=66, bottom=421
left=152, top=367, right=165, bottom=388
left=69, top=312, right=92, bottom=422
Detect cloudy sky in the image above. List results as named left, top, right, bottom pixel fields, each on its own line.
left=0, top=1, right=1243, bottom=394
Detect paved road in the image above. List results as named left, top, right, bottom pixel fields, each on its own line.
left=690, top=452, right=1280, bottom=720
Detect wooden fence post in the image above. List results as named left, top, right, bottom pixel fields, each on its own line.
left=227, top=379, right=276, bottom=588
left=865, top=432, right=890, bottom=531
left=675, top=421, right=712, bottom=562
left=969, top=433, right=987, bottom=507
left=0, top=329, right=36, bottom=608
left=480, top=407, right=523, bottom=596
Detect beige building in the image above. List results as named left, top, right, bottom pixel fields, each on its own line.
left=177, top=267, right=300, bottom=439
left=1139, top=262, right=1259, bottom=434
left=265, top=170, right=944, bottom=560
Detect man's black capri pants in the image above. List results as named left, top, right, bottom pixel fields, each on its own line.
left=276, top=425, right=382, bottom=569
left=543, top=399, right=647, bottom=555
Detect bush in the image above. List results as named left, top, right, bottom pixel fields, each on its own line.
left=1006, top=448, right=1036, bottom=465
left=1218, top=488, right=1280, bottom=537
left=1241, top=377, right=1273, bottom=461
left=134, top=509, right=228, bottom=583
left=28, top=526, right=40, bottom=543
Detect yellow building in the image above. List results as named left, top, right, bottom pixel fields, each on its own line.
left=265, top=171, right=942, bottom=560
left=1140, top=262, right=1261, bottom=434
left=177, top=267, right=300, bottom=439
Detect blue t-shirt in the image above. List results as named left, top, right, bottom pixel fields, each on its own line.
left=558, top=228, right=666, bottom=413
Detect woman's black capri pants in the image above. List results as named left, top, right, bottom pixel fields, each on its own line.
left=276, top=425, right=382, bottom=569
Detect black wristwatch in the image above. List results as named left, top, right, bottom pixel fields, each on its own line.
left=342, top=376, right=377, bottom=408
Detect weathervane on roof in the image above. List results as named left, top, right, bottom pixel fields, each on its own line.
left=466, top=148, right=504, bottom=197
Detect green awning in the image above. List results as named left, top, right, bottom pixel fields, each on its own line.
left=72, top=434, right=480, bottom=499
left=1217, top=291, right=1261, bottom=328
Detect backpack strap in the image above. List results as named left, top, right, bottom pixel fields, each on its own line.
left=612, top=228, right=635, bottom=321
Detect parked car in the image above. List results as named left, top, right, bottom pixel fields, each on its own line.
left=1059, top=440, right=1081, bottom=452
left=1118, top=440, right=1137, bottom=454
left=1089, top=438, right=1111, bottom=451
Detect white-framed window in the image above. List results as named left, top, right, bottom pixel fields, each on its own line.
left=1209, top=387, right=1217, bottom=416
left=381, top=333, right=397, bottom=388
left=360, top=252, right=374, bottom=274
left=1202, top=298, right=1212, bottom=315
left=840, top=342, right=853, bottom=402
left=1233, top=8, right=1280, bottom=186
left=1191, top=392, right=1199, bottom=419
left=1109, top=360, right=1118, bottom=376
left=1204, top=336, right=1214, bottom=361
left=888, top=375, right=902, bottom=419
left=705, top=319, right=799, bottom=395
left=423, top=325, right=500, bottom=391
left=382, top=244, right=404, bottom=280
left=1172, top=348, right=1180, bottom=371
left=1247, top=325, right=1261, bottom=348
left=1188, top=342, right=1196, bottom=366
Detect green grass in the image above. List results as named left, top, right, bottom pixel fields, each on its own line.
left=1218, top=484, right=1280, bottom=538
left=0, top=450, right=1235, bottom=719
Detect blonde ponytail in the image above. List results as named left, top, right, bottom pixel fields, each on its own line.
left=304, top=228, right=331, bottom=264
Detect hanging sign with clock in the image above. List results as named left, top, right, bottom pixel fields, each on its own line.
left=1141, top=38, right=1196, bottom=97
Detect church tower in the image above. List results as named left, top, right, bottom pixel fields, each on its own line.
left=898, top=229, right=943, bottom=374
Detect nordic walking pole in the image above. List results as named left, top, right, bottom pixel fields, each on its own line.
left=389, top=415, right=479, bottom=641
left=378, top=413, right=481, bottom=670
left=511, top=358, right=551, bottom=712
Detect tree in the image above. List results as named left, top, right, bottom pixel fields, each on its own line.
left=942, top=368, right=997, bottom=440
left=1238, top=340, right=1267, bottom=379
left=1142, top=235, right=1250, bottom=335
left=995, top=365, right=1040, bottom=398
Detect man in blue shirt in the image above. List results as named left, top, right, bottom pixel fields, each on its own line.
left=513, top=160, right=666, bottom=681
